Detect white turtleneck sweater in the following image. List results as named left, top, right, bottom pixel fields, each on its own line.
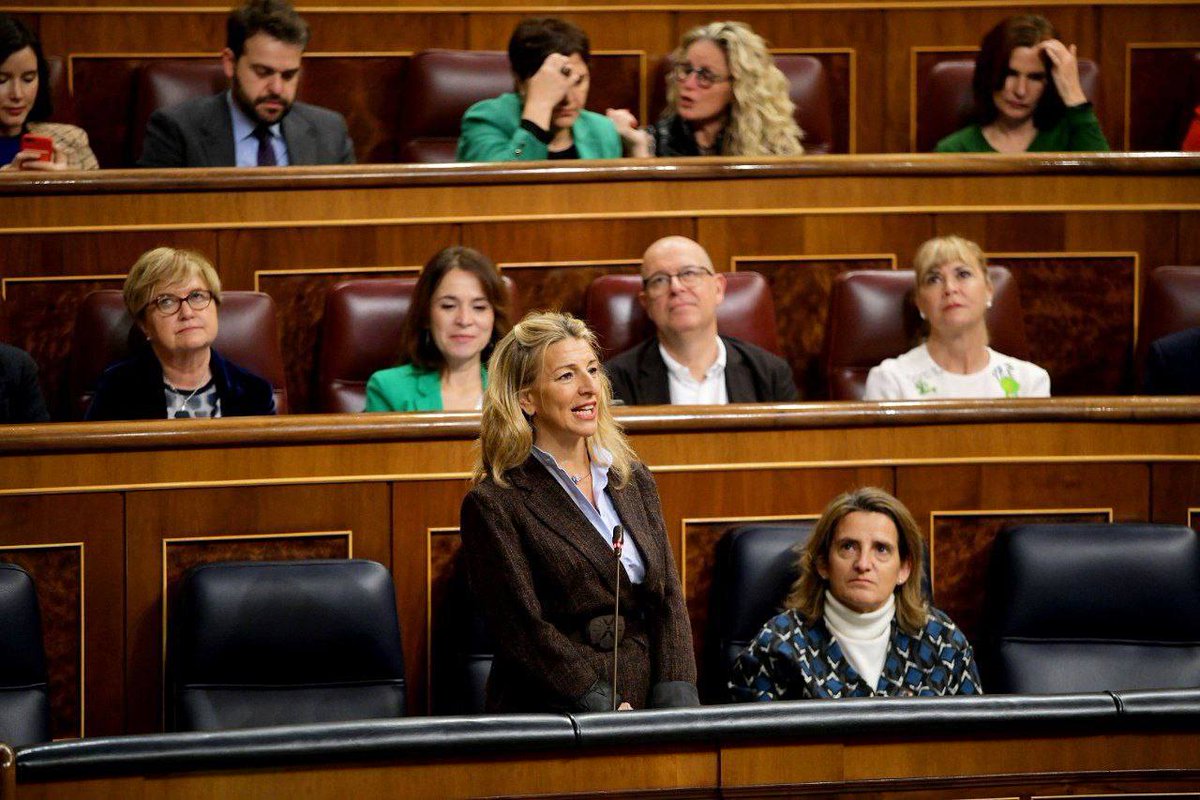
left=822, top=591, right=895, bottom=691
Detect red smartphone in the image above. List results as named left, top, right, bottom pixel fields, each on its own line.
left=19, top=134, right=54, bottom=162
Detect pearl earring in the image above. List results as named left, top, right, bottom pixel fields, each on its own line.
left=918, top=310, right=927, bottom=320
left=986, top=298, right=993, bottom=309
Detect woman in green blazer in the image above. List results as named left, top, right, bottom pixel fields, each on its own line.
left=456, top=18, right=646, bottom=162
left=364, top=247, right=512, bottom=412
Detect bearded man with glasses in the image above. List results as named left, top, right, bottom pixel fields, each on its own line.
left=86, top=247, right=276, bottom=420
left=604, top=236, right=797, bottom=406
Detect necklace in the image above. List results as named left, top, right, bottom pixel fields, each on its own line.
left=167, top=381, right=205, bottom=418
left=568, top=461, right=592, bottom=485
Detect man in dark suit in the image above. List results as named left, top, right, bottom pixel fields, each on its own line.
left=138, top=0, right=354, bottom=168
left=0, top=343, right=50, bottom=423
left=1144, top=326, right=1200, bottom=395
left=605, top=236, right=798, bottom=405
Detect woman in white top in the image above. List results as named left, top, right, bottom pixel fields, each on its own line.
left=863, top=235, right=1050, bottom=400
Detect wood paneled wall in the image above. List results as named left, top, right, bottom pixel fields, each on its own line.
left=1, top=156, right=1197, bottom=413
left=7, top=2, right=1200, bottom=158
left=0, top=400, right=1198, bottom=735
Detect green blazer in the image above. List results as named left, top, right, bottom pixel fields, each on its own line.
left=456, top=92, right=623, bottom=162
left=364, top=363, right=487, bottom=412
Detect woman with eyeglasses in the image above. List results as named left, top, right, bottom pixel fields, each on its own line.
left=631, top=21, right=804, bottom=157
left=85, top=247, right=276, bottom=420
left=457, top=17, right=648, bottom=162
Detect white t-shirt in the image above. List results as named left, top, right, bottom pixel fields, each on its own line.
left=863, top=344, right=1050, bottom=400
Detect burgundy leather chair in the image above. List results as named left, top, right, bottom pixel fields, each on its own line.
left=823, top=267, right=1029, bottom=400
left=916, top=58, right=1099, bottom=152
left=69, top=289, right=288, bottom=419
left=584, top=271, right=781, bottom=361
left=648, top=54, right=834, bottom=154
left=395, top=50, right=512, bottom=163
left=130, top=61, right=226, bottom=164
left=317, top=275, right=519, bottom=413
left=44, top=55, right=75, bottom=126
left=1135, top=266, right=1200, bottom=387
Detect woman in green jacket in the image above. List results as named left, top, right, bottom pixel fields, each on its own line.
left=365, top=247, right=512, bottom=412
left=457, top=17, right=646, bottom=162
left=935, top=15, right=1109, bottom=153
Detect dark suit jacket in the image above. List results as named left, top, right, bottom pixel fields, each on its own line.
left=138, top=93, right=355, bottom=168
left=1145, top=327, right=1200, bottom=395
left=604, top=334, right=799, bottom=406
left=459, top=457, right=697, bottom=712
left=85, top=346, right=276, bottom=421
left=0, top=344, right=50, bottom=423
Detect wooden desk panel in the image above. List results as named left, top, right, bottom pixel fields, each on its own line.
left=9, top=731, right=1200, bottom=799
left=0, top=400, right=1198, bottom=733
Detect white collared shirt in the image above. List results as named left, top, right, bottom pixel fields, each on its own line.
left=530, top=445, right=646, bottom=584
left=659, top=337, right=729, bottom=405
left=227, top=92, right=289, bottom=167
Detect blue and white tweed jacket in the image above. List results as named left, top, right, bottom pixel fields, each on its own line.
left=729, top=607, right=982, bottom=701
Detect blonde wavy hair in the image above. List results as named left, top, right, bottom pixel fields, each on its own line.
left=666, top=20, right=804, bottom=156
left=784, top=487, right=928, bottom=635
left=473, top=311, right=637, bottom=488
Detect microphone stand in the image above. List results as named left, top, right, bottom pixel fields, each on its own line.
left=611, top=524, right=624, bottom=711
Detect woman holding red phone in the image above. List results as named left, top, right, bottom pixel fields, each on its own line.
left=0, top=15, right=97, bottom=171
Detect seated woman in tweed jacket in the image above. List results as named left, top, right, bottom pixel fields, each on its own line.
left=730, top=487, right=981, bottom=700
left=0, top=15, right=98, bottom=171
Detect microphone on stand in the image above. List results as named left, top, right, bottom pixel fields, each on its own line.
left=611, top=524, right=625, bottom=711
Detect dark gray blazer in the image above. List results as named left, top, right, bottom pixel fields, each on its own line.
left=0, top=344, right=49, bottom=423
left=605, top=334, right=799, bottom=406
left=138, top=93, right=355, bottom=168
left=1145, top=327, right=1200, bottom=395
left=460, top=457, right=697, bottom=712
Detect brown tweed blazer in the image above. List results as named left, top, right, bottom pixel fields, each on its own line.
left=460, top=456, right=697, bottom=712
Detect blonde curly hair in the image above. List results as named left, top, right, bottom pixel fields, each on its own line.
left=666, top=20, right=804, bottom=156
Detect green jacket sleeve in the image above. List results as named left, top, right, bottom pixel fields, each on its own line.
left=364, top=371, right=400, bottom=411
left=457, top=93, right=623, bottom=162
left=456, top=94, right=549, bottom=162
left=1062, top=103, right=1110, bottom=152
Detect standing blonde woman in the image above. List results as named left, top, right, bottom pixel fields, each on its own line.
left=459, top=311, right=698, bottom=712
left=618, top=21, right=804, bottom=157
left=864, top=235, right=1050, bottom=400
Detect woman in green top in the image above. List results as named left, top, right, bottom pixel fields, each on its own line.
left=935, top=15, right=1109, bottom=153
left=457, top=17, right=648, bottom=162
left=365, top=247, right=512, bottom=412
